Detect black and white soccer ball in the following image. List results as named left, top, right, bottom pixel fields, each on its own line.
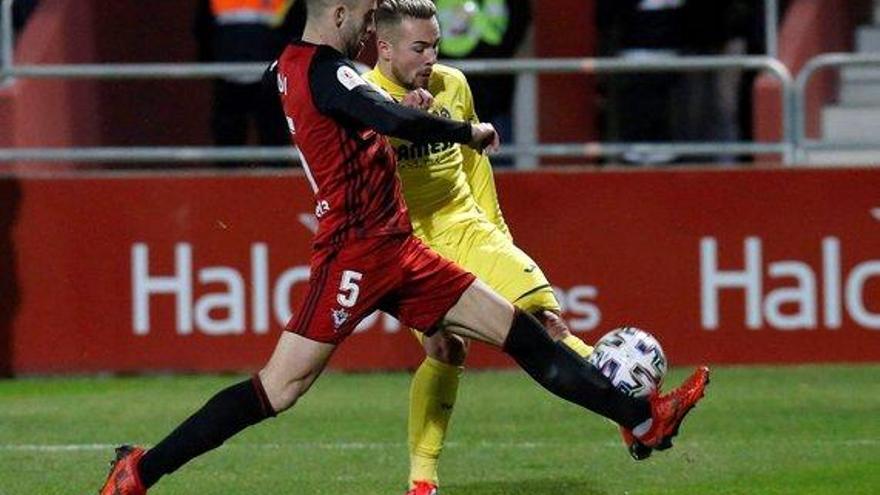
left=587, top=327, right=668, bottom=399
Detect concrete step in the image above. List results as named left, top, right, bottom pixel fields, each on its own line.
left=841, top=66, right=880, bottom=82
left=803, top=149, right=880, bottom=166
left=822, top=105, right=880, bottom=140
left=839, top=67, right=880, bottom=106
left=856, top=25, right=880, bottom=52
left=839, top=80, right=880, bottom=104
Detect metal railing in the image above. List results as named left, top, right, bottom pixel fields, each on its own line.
left=0, top=0, right=793, bottom=166
left=456, top=56, right=794, bottom=164
left=793, top=53, right=880, bottom=163
left=0, top=56, right=796, bottom=166
left=765, top=0, right=779, bottom=59
left=0, top=0, right=14, bottom=86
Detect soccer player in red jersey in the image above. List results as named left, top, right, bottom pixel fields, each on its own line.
left=99, top=1, right=708, bottom=493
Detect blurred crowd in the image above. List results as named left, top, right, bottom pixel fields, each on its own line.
left=597, top=0, right=791, bottom=165
left=192, top=0, right=789, bottom=167
left=191, top=0, right=532, bottom=167
left=4, top=0, right=799, bottom=167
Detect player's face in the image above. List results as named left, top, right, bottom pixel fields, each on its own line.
left=388, top=17, right=440, bottom=89
left=341, top=0, right=377, bottom=58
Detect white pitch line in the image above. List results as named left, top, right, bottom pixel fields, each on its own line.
left=0, top=443, right=117, bottom=452
left=0, top=441, right=570, bottom=453
left=1, top=438, right=877, bottom=453
left=0, top=442, right=404, bottom=453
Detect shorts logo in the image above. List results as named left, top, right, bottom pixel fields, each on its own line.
left=331, top=308, right=350, bottom=329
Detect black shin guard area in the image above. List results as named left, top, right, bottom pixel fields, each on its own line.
left=139, top=376, right=276, bottom=487
left=502, top=309, right=650, bottom=428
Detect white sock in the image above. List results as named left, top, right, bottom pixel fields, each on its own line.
left=632, top=418, right=653, bottom=438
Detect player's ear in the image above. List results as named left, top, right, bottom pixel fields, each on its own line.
left=334, top=5, right=346, bottom=28
left=376, top=38, right=392, bottom=60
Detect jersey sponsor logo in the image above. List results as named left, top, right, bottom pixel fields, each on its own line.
left=336, top=65, right=366, bottom=91
left=393, top=105, right=455, bottom=162
left=396, top=141, right=455, bottom=162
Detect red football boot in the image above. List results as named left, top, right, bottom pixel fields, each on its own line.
left=405, top=480, right=438, bottom=495
left=620, top=428, right=654, bottom=460
left=99, top=445, right=147, bottom=495
left=621, top=366, right=710, bottom=460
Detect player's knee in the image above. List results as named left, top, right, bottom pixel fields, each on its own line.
left=258, top=368, right=316, bottom=413
left=424, top=332, right=469, bottom=366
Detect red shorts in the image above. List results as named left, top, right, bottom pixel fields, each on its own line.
left=285, top=234, right=476, bottom=344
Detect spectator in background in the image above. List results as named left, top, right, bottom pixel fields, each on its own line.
left=677, top=0, right=745, bottom=164
left=598, top=0, right=689, bottom=165
left=734, top=0, right=792, bottom=154
left=434, top=0, right=531, bottom=165
left=599, top=0, right=788, bottom=165
left=194, top=0, right=304, bottom=166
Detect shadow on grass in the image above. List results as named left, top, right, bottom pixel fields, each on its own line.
left=446, top=477, right=609, bottom=495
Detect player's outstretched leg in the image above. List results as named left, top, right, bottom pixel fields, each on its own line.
left=406, top=332, right=468, bottom=494
left=442, top=280, right=709, bottom=455
left=619, top=366, right=710, bottom=460
left=99, top=332, right=335, bottom=494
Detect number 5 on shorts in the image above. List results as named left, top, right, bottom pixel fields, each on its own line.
left=337, top=270, right=363, bottom=308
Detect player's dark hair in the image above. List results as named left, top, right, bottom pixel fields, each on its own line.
left=305, top=0, right=359, bottom=20
left=376, top=0, right=437, bottom=31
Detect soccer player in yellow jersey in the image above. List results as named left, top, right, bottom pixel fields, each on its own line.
left=364, top=2, right=594, bottom=494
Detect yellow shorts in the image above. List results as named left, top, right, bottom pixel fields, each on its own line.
left=411, top=216, right=594, bottom=356
left=421, top=216, right=560, bottom=315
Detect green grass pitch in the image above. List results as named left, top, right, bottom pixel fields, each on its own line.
left=1, top=365, right=878, bottom=494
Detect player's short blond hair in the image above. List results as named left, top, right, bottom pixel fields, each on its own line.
left=376, top=0, right=437, bottom=32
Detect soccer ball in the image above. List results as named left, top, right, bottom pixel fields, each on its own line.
left=587, top=327, right=668, bottom=398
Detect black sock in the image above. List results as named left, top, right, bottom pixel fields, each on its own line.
left=503, top=309, right=651, bottom=428
left=138, top=375, right=276, bottom=488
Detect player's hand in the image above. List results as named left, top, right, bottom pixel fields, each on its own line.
left=401, top=88, right=433, bottom=110
left=469, top=122, right=500, bottom=154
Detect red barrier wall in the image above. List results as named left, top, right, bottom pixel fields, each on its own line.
left=2, top=167, right=878, bottom=375
left=0, top=0, right=211, bottom=167
left=90, top=0, right=211, bottom=146
left=0, top=0, right=101, bottom=172
left=535, top=0, right=598, bottom=159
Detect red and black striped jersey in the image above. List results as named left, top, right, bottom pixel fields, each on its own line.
left=273, top=41, right=473, bottom=251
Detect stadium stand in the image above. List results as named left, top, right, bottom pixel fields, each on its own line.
left=753, top=0, right=873, bottom=164
left=815, top=1, right=880, bottom=163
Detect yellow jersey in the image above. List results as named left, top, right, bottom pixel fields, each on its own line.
left=363, top=64, right=510, bottom=241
